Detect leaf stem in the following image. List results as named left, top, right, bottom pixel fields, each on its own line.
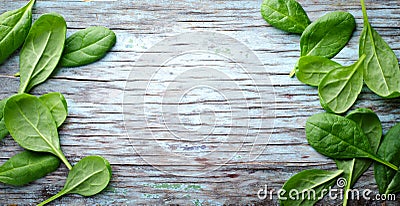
left=37, top=190, right=65, bottom=206
left=369, top=155, right=399, bottom=171
left=360, top=0, right=369, bottom=25
left=289, top=68, right=296, bottom=77
left=342, top=159, right=355, bottom=206
left=57, top=151, right=72, bottom=170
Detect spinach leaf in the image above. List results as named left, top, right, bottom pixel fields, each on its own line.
left=0, top=99, right=8, bottom=140
left=38, top=156, right=112, bottom=206
left=18, top=13, right=67, bottom=93
left=318, top=55, right=365, bottom=114
left=0, top=150, right=60, bottom=186
left=374, top=123, right=400, bottom=194
left=3, top=93, right=72, bottom=170
left=0, top=0, right=35, bottom=64
left=300, top=11, right=355, bottom=58
left=39, top=92, right=68, bottom=127
left=336, top=108, right=382, bottom=205
left=359, top=0, right=400, bottom=98
left=60, top=26, right=116, bottom=67
left=280, top=169, right=343, bottom=206
left=295, top=56, right=342, bottom=86
left=260, top=0, right=310, bottom=34
left=306, top=112, right=397, bottom=171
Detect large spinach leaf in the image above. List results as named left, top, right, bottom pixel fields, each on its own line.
left=260, top=0, right=310, bottom=34
left=359, top=0, right=400, bottom=98
left=280, top=169, right=343, bottom=206
left=306, top=112, right=397, bottom=171
left=0, top=150, right=60, bottom=186
left=18, top=13, right=66, bottom=93
left=60, top=26, right=116, bottom=67
left=318, top=55, right=365, bottom=114
left=300, top=11, right=355, bottom=58
left=38, top=156, right=112, bottom=205
left=374, top=123, right=400, bottom=194
left=295, top=56, right=342, bottom=86
left=0, top=0, right=35, bottom=64
left=3, top=93, right=72, bottom=170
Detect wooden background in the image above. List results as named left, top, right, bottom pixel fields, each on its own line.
left=1, top=0, right=400, bottom=205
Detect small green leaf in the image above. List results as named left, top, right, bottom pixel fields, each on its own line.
left=300, top=11, right=355, bottom=58
left=60, top=26, right=116, bottom=67
left=295, top=56, right=342, bottom=86
left=39, top=92, right=68, bottom=127
left=0, top=0, right=35, bottom=64
left=38, top=156, right=112, bottom=206
left=0, top=150, right=60, bottom=186
left=19, top=13, right=67, bottom=93
left=318, top=55, right=365, bottom=114
left=260, top=0, right=310, bottom=34
left=280, top=169, right=343, bottom=206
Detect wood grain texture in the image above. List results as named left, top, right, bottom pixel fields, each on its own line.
left=0, top=0, right=400, bottom=205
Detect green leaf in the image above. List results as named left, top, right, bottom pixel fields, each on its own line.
left=38, top=156, right=112, bottom=206
left=300, top=11, right=355, bottom=58
left=0, top=99, right=8, bottom=140
left=306, top=112, right=397, bottom=171
left=295, top=56, right=342, bottom=86
left=359, top=1, right=400, bottom=98
left=0, top=150, right=60, bottom=186
left=4, top=93, right=72, bottom=170
left=336, top=108, right=382, bottom=205
left=0, top=0, right=35, bottom=64
left=260, top=0, right=310, bottom=34
left=39, top=92, right=68, bottom=127
left=318, top=55, right=365, bottom=114
left=18, top=13, right=67, bottom=93
left=374, top=123, right=400, bottom=194
left=280, top=169, right=343, bottom=206
left=60, top=26, right=116, bottom=67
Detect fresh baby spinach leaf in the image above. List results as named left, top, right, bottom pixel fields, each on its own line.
left=18, top=13, right=67, bottom=93
left=306, top=112, right=397, bottom=171
left=260, top=0, right=310, bottom=34
left=300, top=11, right=355, bottom=58
left=0, top=150, right=60, bottom=186
left=39, top=92, right=68, bottom=127
left=359, top=0, right=400, bottom=98
left=60, top=26, right=116, bottom=67
left=295, top=56, right=342, bottom=86
left=318, top=55, right=365, bottom=114
left=374, top=123, right=400, bottom=194
left=280, top=169, right=343, bottom=206
left=38, top=156, right=112, bottom=206
left=0, top=0, right=35, bottom=64
left=3, top=93, right=72, bottom=170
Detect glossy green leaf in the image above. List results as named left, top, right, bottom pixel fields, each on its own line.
left=374, top=123, right=400, bottom=194
left=19, top=13, right=67, bottom=93
left=300, top=11, right=355, bottom=58
left=60, top=26, right=116, bottom=67
left=0, top=99, right=8, bottom=140
left=260, top=0, right=310, bottom=34
left=295, top=56, right=342, bottom=86
left=4, top=93, right=72, bottom=170
left=318, top=55, right=365, bottom=114
left=359, top=0, right=400, bottom=98
left=280, top=169, right=343, bottom=206
left=38, top=156, right=112, bottom=206
left=336, top=108, right=382, bottom=205
left=0, top=150, right=60, bottom=186
left=0, top=0, right=35, bottom=64
left=39, top=92, right=68, bottom=127
left=306, top=112, right=397, bottom=171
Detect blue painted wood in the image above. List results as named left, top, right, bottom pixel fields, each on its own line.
left=0, top=0, right=400, bottom=205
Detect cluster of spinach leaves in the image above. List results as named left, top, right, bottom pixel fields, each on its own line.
left=0, top=0, right=116, bottom=205
left=261, top=0, right=400, bottom=114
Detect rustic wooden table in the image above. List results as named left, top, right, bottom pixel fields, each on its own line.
left=1, top=0, right=400, bottom=205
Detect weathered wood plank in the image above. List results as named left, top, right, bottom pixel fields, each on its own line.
left=1, top=0, right=400, bottom=205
